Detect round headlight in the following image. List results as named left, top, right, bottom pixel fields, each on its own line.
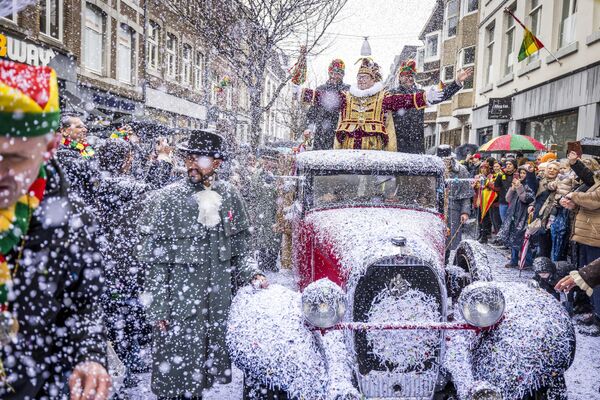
left=472, top=387, right=502, bottom=400
left=458, top=282, right=505, bottom=328
left=301, top=279, right=346, bottom=328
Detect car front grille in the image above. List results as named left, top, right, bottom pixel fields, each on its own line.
left=355, top=368, right=439, bottom=399
left=349, top=257, right=445, bottom=398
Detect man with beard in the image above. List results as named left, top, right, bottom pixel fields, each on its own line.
left=389, top=60, right=473, bottom=154
left=303, top=59, right=350, bottom=150
left=0, top=60, right=110, bottom=399
left=137, top=130, right=268, bottom=399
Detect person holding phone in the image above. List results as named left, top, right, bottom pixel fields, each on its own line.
left=497, top=166, right=535, bottom=268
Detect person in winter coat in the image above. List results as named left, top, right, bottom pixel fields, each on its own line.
left=95, top=138, right=173, bottom=390
left=560, top=170, right=600, bottom=320
left=494, top=158, right=517, bottom=223
left=389, top=61, right=472, bottom=154
left=556, top=257, right=600, bottom=299
left=137, top=130, right=268, bottom=399
left=0, top=60, right=110, bottom=399
left=472, top=163, right=495, bottom=244
left=439, top=146, right=473, bottom=253
left=55, top=114, right=100, bottom=206
left=303, top=59, right=350, bottom=150
left=248, top=150, right=281, bottom=271
left=530, top=161, right=561, bottom=258
left=498, top=167, right=535, bottom=268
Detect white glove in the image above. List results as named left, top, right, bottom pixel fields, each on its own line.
left=425, top=86, right=443, bottom=105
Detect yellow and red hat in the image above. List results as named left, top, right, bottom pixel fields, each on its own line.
left=0, top=59, right=60, bottom=137
left=328, top=59, right=345, bottom=75
left=398, top=59, right=417, bottom=77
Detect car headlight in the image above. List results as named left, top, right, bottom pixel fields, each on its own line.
left=458, top=282, right=505, bottom=328
left=301, top=278, right=346, bottom=328
left=471, top=386, right=502, bottom=400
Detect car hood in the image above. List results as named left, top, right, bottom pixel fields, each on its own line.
left=305, top=207, right=446, bottom=285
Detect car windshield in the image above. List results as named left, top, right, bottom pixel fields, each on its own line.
left=312, top=173, right=439, bottom=210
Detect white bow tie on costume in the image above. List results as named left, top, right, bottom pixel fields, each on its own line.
left=192, top=188, right=223, bottom=228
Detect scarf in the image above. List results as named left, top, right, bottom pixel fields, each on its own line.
left=0, top=165, right=47, bottom=313
left=61, top=136, right=95, bottom=158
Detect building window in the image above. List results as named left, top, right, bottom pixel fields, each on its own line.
left=83, top=4, right=104, bottom=74
left=462, top=0, right=478, bottom=15
left=458, top=46, right=475, bottom=89
left=194, top=51, right=204, bottom=90
left=504, top=4, right=516, bottom=76
left=444, top=0, right=459, bottom=39
left=117, top=24, right=134, bottom=84
left=527, top=0, right=542, bottom=61
left=2, top=0, right=18, bottom=22
left=441, top=65, right=454, bottom=83
left=484, top=23, right=495, bottom=85
left=416, top=47, right=425, bottom=71
left=147, top=21, right=160, bottom=70
left=523, top=110, right=578, bottom=156
left=477, top=127, right=493, bottom=145
left=182, top=44, right=192, bottom=86
left=166, top=33, right=177, bottom=79
left=559, top=0, right=577, bottom=48
left=226, top=85, right=233, bottom=109
left=424, top=32, right=440, bottom=61
left=40, top=0, right=62, bottom=40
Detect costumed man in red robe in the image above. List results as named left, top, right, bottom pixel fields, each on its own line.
left=301, top=58, right=443, bottom=151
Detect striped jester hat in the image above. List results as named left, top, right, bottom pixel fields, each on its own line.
left=0, top=59, right=60, bottom=137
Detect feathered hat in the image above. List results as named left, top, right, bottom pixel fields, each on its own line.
left=398, top=59, right=417, bottom=77
left=0, top=59, right=60, bottom=137
left=328, top=59, right=345, bottom=75
left=357, top=58, right=382, bottom=82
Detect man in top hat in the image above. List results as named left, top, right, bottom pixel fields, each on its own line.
left=390, top=60, right=473, bottom=154
left=438, top=145, right=473, bottom=253
left=137, top=129, right=267, bottom=399
left=301, top=58, right=444, bottom=151
left=303, top=59, right=350, bottom=150
left=0, top=60, right=110, bottom=398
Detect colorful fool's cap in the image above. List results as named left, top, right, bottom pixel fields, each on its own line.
left=0, top=59, right=60, bottom=137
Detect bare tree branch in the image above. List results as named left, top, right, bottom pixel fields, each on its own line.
left=159, top=0, right=348, bottom=148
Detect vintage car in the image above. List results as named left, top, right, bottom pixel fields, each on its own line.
left=227, top=150, right=575, bottom=400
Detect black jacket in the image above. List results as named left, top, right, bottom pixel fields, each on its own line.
left=1, top=160, right=106, bottom=399
left=55, top=146, right=99, bottom=207
left=389, top=81, right=462, bottom=154
left=306, top=80, right=350, bottom=150
left=494, top=172, right=515, bottom=205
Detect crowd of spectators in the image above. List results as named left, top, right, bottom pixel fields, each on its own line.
left=463, top=147, right=600, bottom=335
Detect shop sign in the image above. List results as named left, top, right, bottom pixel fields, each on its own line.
left=0, top=33, right=56, bottom=66
left=488, top=97, right=512, bottom=120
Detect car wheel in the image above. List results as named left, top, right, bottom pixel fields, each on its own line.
left=243, top=374, right=294, bottom=400
left=447, top=240, right=493, bottom=300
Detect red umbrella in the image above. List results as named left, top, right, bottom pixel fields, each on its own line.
left=478, top=134, right=547, bottom=153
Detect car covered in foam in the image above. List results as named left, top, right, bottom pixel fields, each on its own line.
left=227, top=150, right=575, bottom=400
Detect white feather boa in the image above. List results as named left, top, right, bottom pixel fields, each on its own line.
left=192, top=188, right=223, bottom=228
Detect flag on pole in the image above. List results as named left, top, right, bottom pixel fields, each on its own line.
left=518, top=28, right=545, bottom=62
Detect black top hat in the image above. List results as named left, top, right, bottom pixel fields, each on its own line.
left=177, top=129, right=226, bottom=159
left=436, top=145, right=452, bottom=158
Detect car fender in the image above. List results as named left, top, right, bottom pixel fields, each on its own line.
left=227, top=284, right=328, bottom=399
left=447, top=282, right=575, bottom=399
